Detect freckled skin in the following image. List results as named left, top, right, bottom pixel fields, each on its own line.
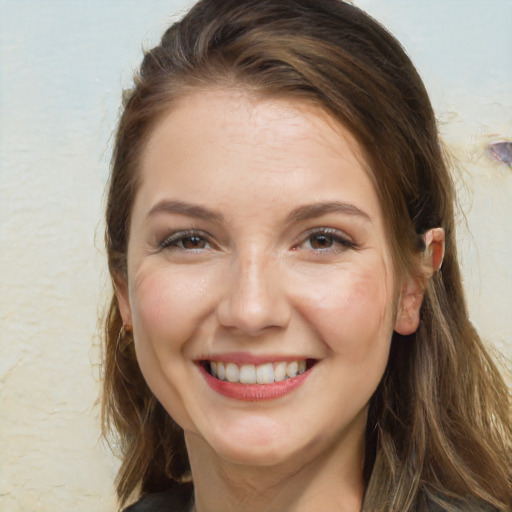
left=117, top=89, right=421, bottom=511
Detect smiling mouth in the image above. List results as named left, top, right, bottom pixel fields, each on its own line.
left=200, top=359, right=317, bottom=384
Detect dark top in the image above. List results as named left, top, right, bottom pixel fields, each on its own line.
left=123, top=482, right=498, bottom=512
left=123, top=482, right=193, bottom=512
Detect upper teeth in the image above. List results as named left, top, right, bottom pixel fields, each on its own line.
left=209, top=360, right=307, bottom=384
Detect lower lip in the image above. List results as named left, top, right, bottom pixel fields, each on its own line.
left=199, top=365, right=312, bottom=402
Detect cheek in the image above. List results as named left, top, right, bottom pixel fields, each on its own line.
left=296, top=263, right=395, bottom=361
left=129, top=265, right=214, bottom=353
left=127, top=266, right=216, bottom=431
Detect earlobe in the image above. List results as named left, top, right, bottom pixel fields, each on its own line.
left=394, top=227, right=445, bottom=335
left=394, top=276, right=424, bottom=335
left=114, top=274, right=133, bottom=329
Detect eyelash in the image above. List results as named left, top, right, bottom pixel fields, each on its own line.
left=159, top=227, right=356, bottom=253
left=159, top=230, right=213, bottom=251
left=296, top=228, right=356, bottom=253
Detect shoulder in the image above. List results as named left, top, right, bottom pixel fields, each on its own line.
left=122, top=482, right=193, bottom=512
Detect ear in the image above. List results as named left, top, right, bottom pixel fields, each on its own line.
left=423, top=227, right=445, bottom=274
left=394, top=273, right=424, bottom=335
left=394, top=228, right=445, bottom=335
left=114, top=273, right=133, bottom=329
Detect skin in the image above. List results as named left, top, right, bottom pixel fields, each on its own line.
left=117, top=89, right=444, bottom=512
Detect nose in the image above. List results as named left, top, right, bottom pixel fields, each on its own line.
left=216, top=252, right=291, bottom=336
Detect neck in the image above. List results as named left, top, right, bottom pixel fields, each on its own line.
left=185, top=418, right=366, bottom=512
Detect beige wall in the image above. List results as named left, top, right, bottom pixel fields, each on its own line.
left=1, top=1, right=510, bottom=510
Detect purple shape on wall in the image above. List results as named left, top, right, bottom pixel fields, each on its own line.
left=487, top=141, right=512, bottom=167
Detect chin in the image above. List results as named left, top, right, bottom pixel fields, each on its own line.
left=217, top=441, right=301, bottom=468
left=195, top=417, right=302, bottom=467
left=209, top=421, right=327, bottom=470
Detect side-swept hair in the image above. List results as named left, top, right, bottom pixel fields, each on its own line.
left=103, top=1, right=511, bottom=510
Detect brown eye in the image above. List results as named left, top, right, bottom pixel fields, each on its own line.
left=181, top=235, right=207, bottom=249
left=160, top=231, right=212, bottom=251
left=296, top=229, right=356, bottom=253
left=309, top=234, right=334, bottom=249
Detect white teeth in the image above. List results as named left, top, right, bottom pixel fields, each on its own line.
left=239, top=364, right=256, bottom=384
left=208, top=360, right=310, bottom=384
left=256, top=363, right=274, bottom=384
left=217, top=362, right=226, bottom=381
left=225, top=363, right=239, bottom=383
left=273, top=361, right=287, bottom=382
left=286, top=361, right=299, bottom=378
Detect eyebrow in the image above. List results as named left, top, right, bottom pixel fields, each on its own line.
left=146, top=199, right=371, bottom=224
left=147, top=200, right=225, bottom=223
left=286, top=201, right=372, bottom=223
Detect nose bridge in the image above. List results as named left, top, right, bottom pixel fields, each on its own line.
left=217, top=246, right=289, bottom=335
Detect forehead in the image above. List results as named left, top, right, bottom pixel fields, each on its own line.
left=138, top=89, right=380, bottom=214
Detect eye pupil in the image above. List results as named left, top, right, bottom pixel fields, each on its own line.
left=183, top=236, right=206, bottom=249
left=310, top=234, right=333, bottom=249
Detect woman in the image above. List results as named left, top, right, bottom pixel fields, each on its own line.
left=102, top=1, right=512, bottom=511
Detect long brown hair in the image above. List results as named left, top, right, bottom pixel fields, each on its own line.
left=102, top=1, right=512, bottom=510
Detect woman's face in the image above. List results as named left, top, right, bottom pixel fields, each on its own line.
left=118, top=89, right=418, bottom=467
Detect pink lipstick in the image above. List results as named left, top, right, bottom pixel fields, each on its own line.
left=198, top=357, right=316, bottom=401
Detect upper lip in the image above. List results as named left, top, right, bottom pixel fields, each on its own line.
left=195, top=352, right=316, bottom=365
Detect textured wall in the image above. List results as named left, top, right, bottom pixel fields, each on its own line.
left=356, top=0, right=512, bottom=359
left=0, top=1, right=510, bottom=511
left=0, top=2, right=193, bottom=510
